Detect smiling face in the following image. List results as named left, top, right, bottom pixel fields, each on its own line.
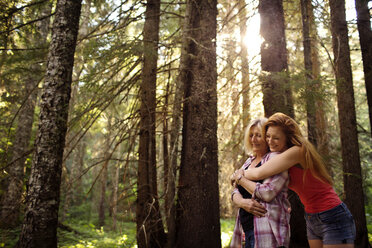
left=249, top=125, right=269, bottom=156
left=266, top=126, right=288, bottom=153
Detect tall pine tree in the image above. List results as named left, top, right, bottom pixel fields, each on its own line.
left=16, top=0, right=82, bottom=246
left=175, top=0, right=221, bottom=247
left=329, top=0, right=369, bottom=247
left=136, top=0, right=165, bottom=247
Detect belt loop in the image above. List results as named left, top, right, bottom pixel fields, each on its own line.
left=340, top=202, right=346, bottom=211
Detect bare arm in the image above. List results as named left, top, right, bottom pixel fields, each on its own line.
left=244, top=146, right=304, bottom=180
left=236, top=173, right=256, bottom=194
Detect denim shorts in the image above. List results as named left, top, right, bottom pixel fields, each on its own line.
left=305, top=202, right=356, bottom=245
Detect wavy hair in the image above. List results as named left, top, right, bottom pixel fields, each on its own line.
left=263, top=112, right=332, bottom=184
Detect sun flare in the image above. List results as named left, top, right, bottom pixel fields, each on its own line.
left=243, top=14, right=262, bottom=58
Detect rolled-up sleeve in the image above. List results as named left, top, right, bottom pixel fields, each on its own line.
left=253, top=171, right=288, bottom=202
left=231, top=157, right=253, bottom=201
left=231, top=187, right=240, bottom=201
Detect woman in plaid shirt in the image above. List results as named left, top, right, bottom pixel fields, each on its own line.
left=230, top=118, right=290, bottom=248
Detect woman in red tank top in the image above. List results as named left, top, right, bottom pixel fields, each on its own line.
left=242, top=113, right=356, bottom=248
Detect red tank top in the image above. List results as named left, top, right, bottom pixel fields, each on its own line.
left=288, top=166, right=341, bottom=213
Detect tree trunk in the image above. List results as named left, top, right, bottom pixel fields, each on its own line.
left=260, top=1, right=307, bottom=247
left=163, top=78, right=170, bottom=220
left=98, top=119, right=111, bottom=228
left=60, top=165, right=72, bottom=222
left=300, top=0, right=317, bottom=146
left=165, top=15, right=186, bottom=247
left=238, top=0, right=250, bottom=129
left=16, top=0, right=82, bottom=246
left=355, top=0, right=372, bottom=138
left=136, top=0, right=165, bottom=247
left=72, top=137, right=86, bottom=205
left=259, top=0, right=294, bottom=118
left=111, top=163, right=119, bottom=231
left=175, top=0, right=221, bottom=247
left=0, top=2, right=52, bottom=228
left=98, top=162, right=108, bottom=228
left=329, top=1, right=369, bottom=247
left=307, top=0, right=330, bottom=166
left=1, top=77, right=38, bottom=228
left=68, top=0, right=91, bottom=208
left=61, top=85, right=79, bottom=223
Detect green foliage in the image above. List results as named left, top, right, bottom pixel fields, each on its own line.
left=0, top=226, right=20, bottom=248
left=2, top=217, right=371, bottom=247
left=220, top=218, right=235, bottom=248
left=57, top=218, right=236, bottom=248
left=58, top=221, right=137, bottom=248
left=63, top=201, right=94, bottom=221
left=366, top=205, right=372, bottom=244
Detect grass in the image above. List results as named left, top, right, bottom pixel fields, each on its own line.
left=221, top=218, right=235, bottom=248
left=366, top=205, right=372, bottom=244
left=58, top=218, right=236, bottom=248
left=58, top=221, right=137, bottom=248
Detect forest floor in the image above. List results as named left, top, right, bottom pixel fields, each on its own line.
left=0, top=218, right=235, bottom=248
left=1, top=217, right=371, bottom=247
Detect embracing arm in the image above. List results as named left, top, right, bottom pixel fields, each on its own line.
left=231, top=168, right=256, bottom=194
left=236, top=174, right=256, bottom=194
left=231, top=189, right=267, bottom=217
left=254, top=171, right=288, bottom=202
left=244, top=146, right=304, bottom=181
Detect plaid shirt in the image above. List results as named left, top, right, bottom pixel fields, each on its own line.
left=230, top=153, right=290, bottom=248
left=230, top=211, right=244, bottom=248
left=253, top=152, right=290, bottom=248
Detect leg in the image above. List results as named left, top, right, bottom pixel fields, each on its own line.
left=308, top=239, right=355, bottom=248
left=324, top=244, right=354, bottom=248
left=308, top=239, right=323, bottom=248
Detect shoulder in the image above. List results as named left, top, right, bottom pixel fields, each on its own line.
left=278, top=146, right=302, bottom=159
left=286, top=146, right=302, bottom=153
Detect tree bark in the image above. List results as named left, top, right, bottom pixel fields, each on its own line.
left=1, top=76, right=38, bottom=228
left=1, top=2, right=52, bottom=228
left=16, top=0, right=82, bottom=246
left=300, top=0, right=317, bottom=146
left=259, top=0, right=294, bottom=118
left=355, top=0, right=372, bottom=138
left=111, top=163, right=119, bottom=231
left=98, top=161, right=108, bottom=228
left=165, top=14, right=186, bottom=247
left=136, top=0, right=165, bottom=247
left=98, top=118, right=111, bottom=228
left=329, top=1, right=369, bottom=247
left=163, top=78, right=170, bottom=221
left=68, top=0, right=91, bottom=209
left=307, top=0, right=330, bottom=167
left=175, top=0, right=221, bottom=247
left=260, top=1, right=307, bottom=246
left=238, top=0, right=250, bottom=129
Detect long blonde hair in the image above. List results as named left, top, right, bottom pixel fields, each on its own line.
left=264, top=112, right=333, bottom=184
left=244, top=117, right=268, bottom=155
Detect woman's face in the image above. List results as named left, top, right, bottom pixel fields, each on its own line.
left=266, top=126, right=288, bottom=152
left=250, top=125, right=268, bottom=155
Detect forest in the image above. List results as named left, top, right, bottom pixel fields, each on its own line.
left=0, top=0, right=371, bottom=247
